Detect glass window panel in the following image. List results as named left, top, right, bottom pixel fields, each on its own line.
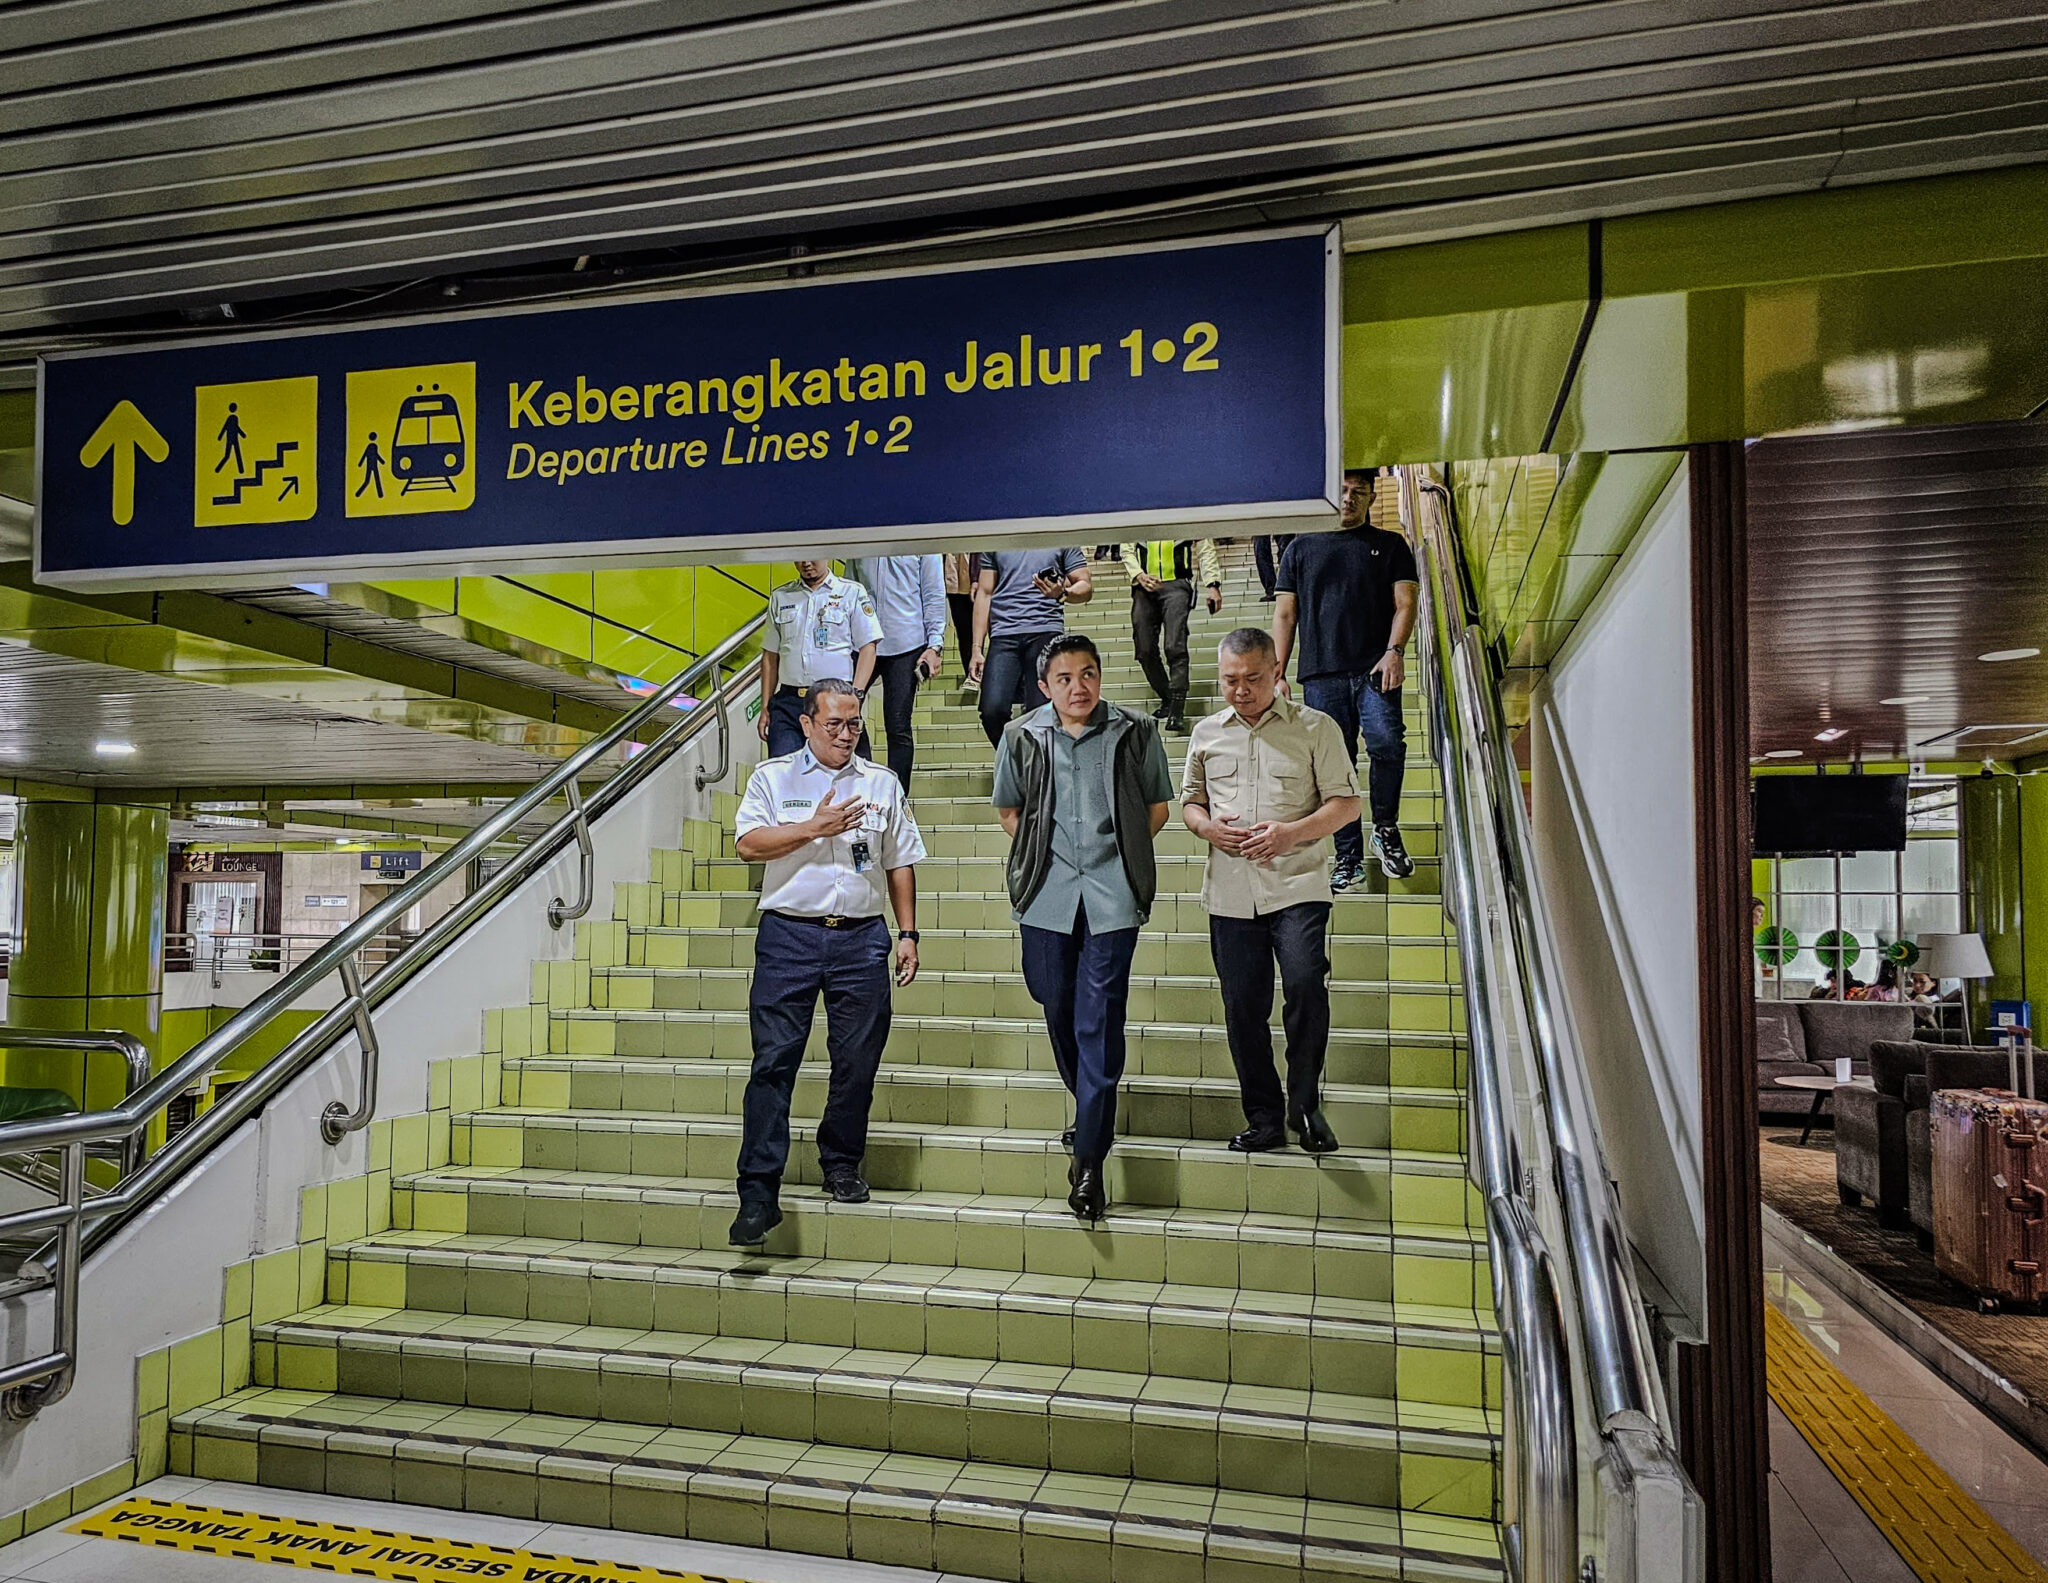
left=1780, top=895, right=1837, bottom=940
left=1903, top=838, right=1959, bottom=895
left=1902, top=894, right=1962, bottom=938
left=1839, top=893, right=1898, bottom=945
left=1779, top=858, right=1836, bottom=894
left=1839, top=850, right=1897, bottom=892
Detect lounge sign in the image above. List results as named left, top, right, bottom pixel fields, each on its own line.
left=36, top=231, right=1337, bottom=591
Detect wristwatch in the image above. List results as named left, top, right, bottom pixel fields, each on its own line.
left=898, top=930, right=920, bottom=943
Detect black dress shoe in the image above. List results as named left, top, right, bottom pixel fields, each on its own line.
left=728, top=1201, right=782, bottom=1246
left=1291, top=1109, right=1340, bottom=1155
left=823, top=1173, right=869, bottom=1204
left=1068, top=1164, right=1107, bottom=1223
left=1060, top=1127, right=1075, bottom=1150
left=1230, top=1126, right=1286, bottom=1153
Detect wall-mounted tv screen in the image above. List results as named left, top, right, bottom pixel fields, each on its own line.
left=1753, top=774, right=1908, bottom=857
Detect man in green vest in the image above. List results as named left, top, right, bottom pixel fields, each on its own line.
left=1121, top=539, right=1223, bottom=733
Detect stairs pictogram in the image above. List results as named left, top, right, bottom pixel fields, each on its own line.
left=211, top=440, right=300, bottom=506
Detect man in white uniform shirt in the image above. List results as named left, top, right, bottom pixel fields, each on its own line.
left=730, top=680, right=927, bottom=1247
left=843, top=554, right=946, bottom=789
left=758, top=558, right=884, bottom=759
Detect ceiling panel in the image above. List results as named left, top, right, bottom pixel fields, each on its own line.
left=0, top=639, right=559, bottom=785
left=1, top=0, right=2045, bottom=350
left=1748, top=419, right=2048, bottom=764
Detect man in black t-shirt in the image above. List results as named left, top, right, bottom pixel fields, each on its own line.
left=1272, top=469, right=1419, bottom=889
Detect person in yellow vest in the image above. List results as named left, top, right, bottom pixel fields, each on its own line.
left=1120, top=539, right=1222, bottom=732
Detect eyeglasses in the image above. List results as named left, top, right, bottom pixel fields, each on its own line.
left=812, top=718, right=862, bottom=737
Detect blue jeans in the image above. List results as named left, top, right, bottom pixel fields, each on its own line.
left=1020, top=913, right=1140, bottom=1167
left=1303, top=673, right=1406, bottom=863
left=740, top=912, right=892, bottom=1205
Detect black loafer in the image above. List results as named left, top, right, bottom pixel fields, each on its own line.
left=1068, top=1164, right=1107, bottom=1223
left=1291, top=1109, right=1340, bottom=1155
left=728, top=1201, right=782, bottom=1247
left=1230, top=1126, right=1286, bottom=1153
left=823, top=1173, right=870, bottom=1204
left=1060, top=1127, right=1075, bottom=1150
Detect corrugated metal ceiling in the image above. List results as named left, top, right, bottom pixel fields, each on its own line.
left=3, top=0, right=2046, bottom=356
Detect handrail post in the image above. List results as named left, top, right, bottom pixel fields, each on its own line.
left=547, top=779, right=594, bottom=929
left=318, top=954, right=381, bottom=1145
left=695, top=661, right=731, bottom=791
left=1, top=1139, right=84, bottom=1420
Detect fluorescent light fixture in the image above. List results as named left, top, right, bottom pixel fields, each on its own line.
left=334, top=837, right=352, bottom=846
left=1980, top=647, right=2041, bottom=663
left=1881, top=695, right=1930, bottom=706
left=93, top=740, right=135, bottom=757
left=1764, top=749, right=1803, bottom=759
left=1814, top=727, right=1848, bottom=742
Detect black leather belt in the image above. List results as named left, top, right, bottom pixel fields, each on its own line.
left=769, top=910, right=877, bottom=930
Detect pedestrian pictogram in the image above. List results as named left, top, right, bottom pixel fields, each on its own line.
left=191, top=377, right=318, bottom=528
left=78, top=400, right=169, bottom=525
left=346, top=362, right=475, bottom=518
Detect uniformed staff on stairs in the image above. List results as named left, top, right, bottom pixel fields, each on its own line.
left=758, top=558, right=884, bottom=758
left=729, top=679, right=927, bottom=1248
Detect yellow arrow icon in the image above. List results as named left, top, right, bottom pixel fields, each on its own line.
left=78, top=400, right=169, bottom=525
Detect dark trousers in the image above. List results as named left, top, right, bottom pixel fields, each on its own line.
left=856, top=648, right=923, bottom=789
left=1304, top=672, right=1407, bottom=860
left=1254, top=535, right=1293, bottom=597
left=1020, top=913, right=1140, bottom=1166
left=948, top=594, right=975, bottom=673
left=738, top=912, right=892, bottom=1206
left=979, top=631, right=1055, bottom=746
left=765, top=684, right=810, bottom=758
left=1131, top=580, right=1193, bottom=710
left=1211, top=903, right=1332, bottom=1131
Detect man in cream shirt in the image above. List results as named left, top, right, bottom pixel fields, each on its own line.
left=1181, top=627, right=1361, bottom=1154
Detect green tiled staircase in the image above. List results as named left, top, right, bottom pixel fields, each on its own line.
left=173, top=549, right=1504, bottom=1582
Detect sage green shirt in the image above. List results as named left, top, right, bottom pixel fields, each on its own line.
left=992, top=702, right=1173, bottom=933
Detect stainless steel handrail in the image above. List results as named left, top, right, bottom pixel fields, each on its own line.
left=1405, top=467, right=1700, bottom=1580
left=1417, top=563, right=1579, bottom=1583
left=0, top=615, right=764, bottom=1416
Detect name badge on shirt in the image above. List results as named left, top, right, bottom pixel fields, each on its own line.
left=850, top=838, right=873, bottom=874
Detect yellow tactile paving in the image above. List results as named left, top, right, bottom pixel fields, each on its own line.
left=1765, top=1302, right=2048, bottom=1583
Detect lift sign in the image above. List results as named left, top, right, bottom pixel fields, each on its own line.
left=35, top=231, right=1337, bottom=591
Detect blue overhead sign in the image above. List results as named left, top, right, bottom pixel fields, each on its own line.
left=35, top=232, right=1337, bottom=591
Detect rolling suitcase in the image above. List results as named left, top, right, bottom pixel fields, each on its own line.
left=1930, top=1087, right=2048, bottom=1312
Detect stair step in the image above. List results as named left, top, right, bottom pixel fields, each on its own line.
left=252, top=1312, right=1499, bottom=1512
left=536, top=1009, right=1467, bottom=1090
left=614, top=888, right=1446, bottom=934
left=608, top=924, right=1460, bottom=976
left=322, top=1237, right=1500, bottom=1402
left=499, top=1060, right=1465, bottom=1150
left=389, top=1169, right=1487, bottom=1300
left=454, top=1112, right=1479, bottom=1224
left=580, top=967, right=1461, bottom=1031
left=173, top=1391, right=1503, bottom=1581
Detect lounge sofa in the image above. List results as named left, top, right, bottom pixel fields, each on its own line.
left=1835, top=1041, right=2015, bottom=1238
left=1756, top=999, right=1915, bottom=1120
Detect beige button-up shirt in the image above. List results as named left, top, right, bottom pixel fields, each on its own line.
left=1181, top=694, right=1360, bottom=918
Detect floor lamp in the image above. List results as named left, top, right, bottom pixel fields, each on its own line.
left=1917, top=932, right=1995, bottom=1041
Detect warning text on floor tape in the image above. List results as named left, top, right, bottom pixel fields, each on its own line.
left=71, top=1497, right=740, bottom=1583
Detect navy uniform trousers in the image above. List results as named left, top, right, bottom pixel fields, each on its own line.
left=738, top=911, right=892, bottom=1206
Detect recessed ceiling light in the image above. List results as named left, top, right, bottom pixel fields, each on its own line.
left=1765, top=749, right=1803, bottom=759
left=1881, top=695, right=1931, bottom=706
left=1980, top=647, right=2041, bottom=663
left=1815, top=728, right=1848, bottom=743
left=93, top=740, right=135, bottom=757
left=334, top=837, right=352, bottom=847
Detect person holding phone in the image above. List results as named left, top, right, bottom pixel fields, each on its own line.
left=844, top=554, right=947, bottom=790
left=970, top=547, right=1093, bottom=747
left=729, top=680, right=927, bottom=1248
left=1271, top=469, right=1419, bottom=889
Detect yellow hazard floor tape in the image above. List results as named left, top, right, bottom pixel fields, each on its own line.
left=1765, top=1301, right=2048, bottom=1583
left=69, top=1495, right=739, bottom=1583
